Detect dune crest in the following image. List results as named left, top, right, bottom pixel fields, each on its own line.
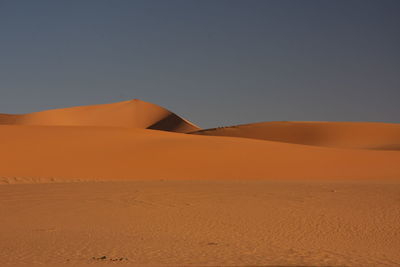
left=0, top=99, right=200, bottom=133
left=191, top=121, right=400, bottom=150
left=0, top=101, right=399, bottom=182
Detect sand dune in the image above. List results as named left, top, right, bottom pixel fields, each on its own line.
left=1, top=100, right=400, bottom=266
left=0, top=124, right=399, bottom=183
left=0, top=99, right=200, bottom=133
left=191, top=121, right=400, bottom=150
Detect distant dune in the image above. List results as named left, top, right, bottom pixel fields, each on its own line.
left=191, top=121, right=400, bottom=150
left=0, top=99, right=200, bottom=133
left=0, top=100, right=399, bottom=183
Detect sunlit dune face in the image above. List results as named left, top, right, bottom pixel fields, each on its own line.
left=0, top=100, right=399, bottom=183
left=0, top=99, right=200, bottom=133
left=191, top=121, right=400, bottom=151
left=0, top=123, right=399, bottom=183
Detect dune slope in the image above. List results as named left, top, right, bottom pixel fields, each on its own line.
left=191, top=121, right=400, bottom=150
left=0, top=125, right=399, bottom=183
left=0, top=99, right=200, bottom=133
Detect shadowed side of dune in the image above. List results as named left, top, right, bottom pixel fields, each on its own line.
left=147, top=112, right=198, bottom=132
left=190, top=121, right=400, bottom=150
left=0, top=99, right=200, bottom=133
left=367, top=144, right=400, bottom=150
left=0, top=114, right=21, bottom=124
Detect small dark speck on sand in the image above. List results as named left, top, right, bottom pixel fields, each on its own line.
left=93, top=256, right=128, bottom=261
left=92, top=256, right=107, bottom=260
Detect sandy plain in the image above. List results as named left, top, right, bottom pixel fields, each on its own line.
left=1, top=180, right=400, bottom=266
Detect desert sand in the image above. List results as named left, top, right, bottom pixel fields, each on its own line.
left=191, top=121, right=400, bottom=150
left=0, top=100, right=399, bottom=266
left=1, top=180, right=399, bottom=266
left=0, top=99, right=200, bottom=133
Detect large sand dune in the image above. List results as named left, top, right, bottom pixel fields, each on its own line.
left=0, top=124, right=399, bottom=183
left=0, top=99, right=200, bottom=133
left=191, top=121, right=400, bottom=150
left=1, top=100, right=400, bottom=266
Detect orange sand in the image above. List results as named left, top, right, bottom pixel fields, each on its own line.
left=191, top=121, right=400, bottom=150
left=0, top=99, right=199, bottom=133
left=0, top=124, right=399, bottom=182
left=0, top=100, right=399, bottom=266
left=1, top=180, right=399, bottom=266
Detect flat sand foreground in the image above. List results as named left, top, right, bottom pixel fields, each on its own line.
left=1, top=180, right=399, bottom=266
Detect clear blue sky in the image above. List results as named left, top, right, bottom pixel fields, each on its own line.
left=0, top=0, right=399, bottom=128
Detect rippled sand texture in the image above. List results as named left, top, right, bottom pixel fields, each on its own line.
left=1, top=180, right=399, bottom=266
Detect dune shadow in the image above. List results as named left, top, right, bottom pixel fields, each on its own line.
left=368, top=144, right=400, bottom=151
left=147, top=113, right=189, bottom=132
left=0, top=114, right=21, bottom=124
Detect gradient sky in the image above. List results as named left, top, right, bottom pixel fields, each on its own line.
left=0, top=0, right=399, bottom=128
